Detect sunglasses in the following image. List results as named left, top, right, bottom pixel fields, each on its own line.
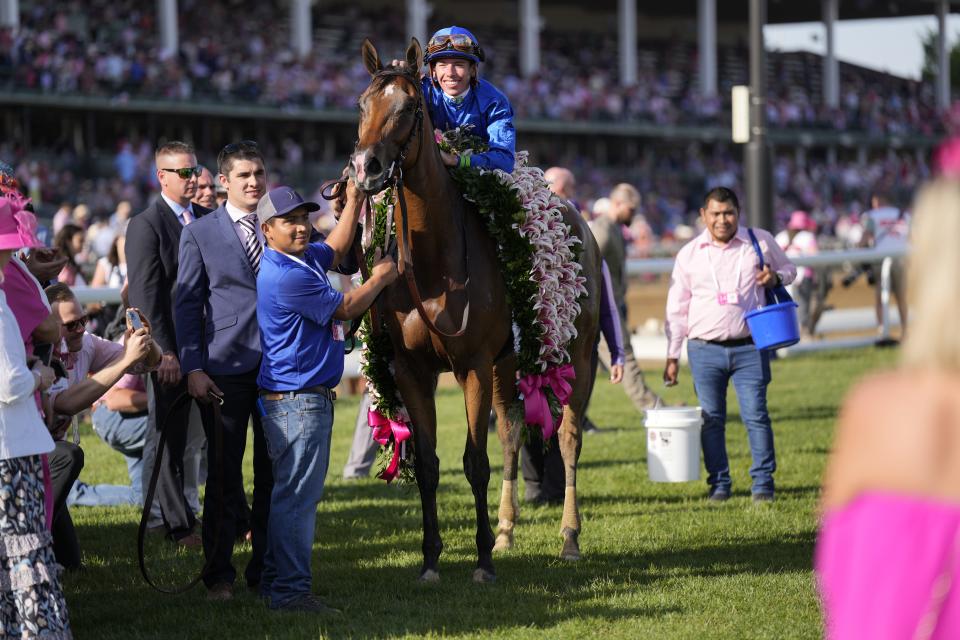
left=161, top=166, right=202, bottom=180
left=217, top=140, right=259, bottom=167
left=64, top=315, right=89, bottom=333
left=426, top=34, right=478, bottom=57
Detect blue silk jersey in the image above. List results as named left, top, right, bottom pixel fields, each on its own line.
left=421, top=76, right=517, bottom=174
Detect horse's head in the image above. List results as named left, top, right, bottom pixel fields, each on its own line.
left=350, top=38, right=425, bottom=194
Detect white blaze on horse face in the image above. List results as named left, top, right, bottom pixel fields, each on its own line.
left=384, top=84, right=396, bottom=97
left=353, top=149, right=370, bottom=184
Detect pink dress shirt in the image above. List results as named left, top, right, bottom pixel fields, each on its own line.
left=665, top=226, right=797, bottom=359
left=48, top=332, right=155, bottom=431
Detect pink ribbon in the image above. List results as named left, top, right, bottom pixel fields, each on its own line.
left=518, top=373, right=552, bottom=440
left=518, top=364, right=576, bottom=440
left=544, top=363, right=575, bottom=406
left=368, top=410, right=412, bottom=483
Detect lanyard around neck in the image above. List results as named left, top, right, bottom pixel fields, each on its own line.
left=272, top=248, right=325, bottom=281
left=704, top=240, right=746, bottom=293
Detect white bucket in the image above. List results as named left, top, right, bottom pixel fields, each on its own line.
left=644, top=406, right=702, bottom=482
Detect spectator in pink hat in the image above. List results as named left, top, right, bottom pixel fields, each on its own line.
left=776, top=211, right=819, bottom=337
left=0, top=193, right=73, bottom=637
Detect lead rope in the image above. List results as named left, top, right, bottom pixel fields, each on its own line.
left=137, top=388, right=224, bottom=594
left=393, top=166, right=469, bottom=338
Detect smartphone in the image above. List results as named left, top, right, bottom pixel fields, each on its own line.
left=50, top=359, right=67, bottom=380
left=127, top=309, right=143, bottom=330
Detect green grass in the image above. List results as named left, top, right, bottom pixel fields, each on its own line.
left=64, top=348, right=898, bottom=639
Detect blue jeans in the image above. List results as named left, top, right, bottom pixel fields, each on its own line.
left=258, top=393, right=334, bottom=609
left=73, top=403, right=147, bottom=506
left=686, top=339, right=776, bottom=496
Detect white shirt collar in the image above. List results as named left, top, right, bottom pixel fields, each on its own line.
left=225, top=201, right=256, bottom=223
left=443, top=87, right=471, bottom=105
left=160, top=192, right=194, bottom=220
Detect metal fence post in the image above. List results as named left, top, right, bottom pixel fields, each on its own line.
left=877, top=256, right=894, bottom=343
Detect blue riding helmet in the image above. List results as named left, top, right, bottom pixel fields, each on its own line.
left=423, top=26, right=485, bottom=65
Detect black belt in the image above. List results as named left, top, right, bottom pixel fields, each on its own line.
left=696, top=336, right=754, bottom=348
left=259, top=385, right=337, bottom=402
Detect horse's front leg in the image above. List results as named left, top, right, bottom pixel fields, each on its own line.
left=492, top=357, right=520, bottom=552
left=394, top=359, right=443, bottom=581
left=456, top=364, right=497, bottom=583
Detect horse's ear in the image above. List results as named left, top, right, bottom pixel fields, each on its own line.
left=406, top=38, right=423, bottom=71
left=361, top=38, right=382, bottom=76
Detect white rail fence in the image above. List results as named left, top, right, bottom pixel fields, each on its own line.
left=625, top=246, right=908, bottom=359
left=71, top=247, right=908, bottom=366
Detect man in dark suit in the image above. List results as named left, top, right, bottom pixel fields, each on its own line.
left=175, top=141, right=272, bottom=601
left=126, top=140, right=210, bottom=547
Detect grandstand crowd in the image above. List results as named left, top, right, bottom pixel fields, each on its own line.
left=0, top=0, right=946, bottom=134
left=0, top=0, right=946, bottom=251
left=0, top=139, right=930, bottom=259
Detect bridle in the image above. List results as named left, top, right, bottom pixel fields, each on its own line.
left=325, top=69, right=469, bottom=340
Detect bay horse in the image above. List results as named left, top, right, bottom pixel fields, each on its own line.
left=349, top=38, right=601, bottom=583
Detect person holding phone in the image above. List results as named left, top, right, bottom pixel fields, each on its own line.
left=44, top=283, right=161, bottom=566
left=68, top=312, right=151, bottom=507
left=663, top=187, right=796, bottom=503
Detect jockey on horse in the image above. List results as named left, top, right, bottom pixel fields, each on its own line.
left=420, top=26, right=516, bottom=173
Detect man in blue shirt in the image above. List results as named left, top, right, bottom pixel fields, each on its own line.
left=421, top=26, right=516, bottom=173
left=255, top=185, right=397, bottom=614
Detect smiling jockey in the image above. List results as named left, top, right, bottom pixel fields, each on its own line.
left=422, top=26, right=516, bottom=173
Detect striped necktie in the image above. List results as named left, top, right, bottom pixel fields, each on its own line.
left=237, top=213, right=263, bottom=275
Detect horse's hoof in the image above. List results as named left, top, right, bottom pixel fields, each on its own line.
left=418, top=569, right=440, bottom=583
left=493, top=531, right=513, bottom=552
left=472, top=568, right=496, bottom=584
left=560, top=528, right=580, bottom=561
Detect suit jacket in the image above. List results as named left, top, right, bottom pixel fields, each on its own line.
left=175, top=205, right=262, bottom=376
left=126, top=197, right=211, bottom=355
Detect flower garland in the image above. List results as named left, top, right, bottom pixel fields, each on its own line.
left=442, top=127, right=588, bottom=441
left=358, top=190, right=416, bottom=484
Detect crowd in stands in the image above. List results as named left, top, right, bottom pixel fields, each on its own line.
left=2, top=136, right=929, bottom=263
left=0, top=0, right=946, bottom=135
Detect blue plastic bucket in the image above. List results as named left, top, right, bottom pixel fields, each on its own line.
left=744, top=301, right=800, bottom=351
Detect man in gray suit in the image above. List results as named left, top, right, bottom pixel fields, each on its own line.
left=175, top=141, right=272, bottom=601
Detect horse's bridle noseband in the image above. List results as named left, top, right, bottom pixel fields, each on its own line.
left=324, top=69, right=469, bottom=340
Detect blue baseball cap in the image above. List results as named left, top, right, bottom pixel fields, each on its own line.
left=256, top=186, right=320, bottom=225
left=424, top=26, right=484, bottom=65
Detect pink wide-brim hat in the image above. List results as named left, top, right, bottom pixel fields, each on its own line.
left=0, top=194, right=43, bottom=251
left=787, top=210, right=816, bottom=232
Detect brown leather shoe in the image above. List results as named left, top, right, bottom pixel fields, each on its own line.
left=207, top=582, right=233, bottom=601
left=175, top=532, right=202, bottom=549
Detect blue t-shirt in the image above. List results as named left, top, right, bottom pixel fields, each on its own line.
left=256, top=243, right=345, bottom=391
left=421, top=77, right=516, bottom=174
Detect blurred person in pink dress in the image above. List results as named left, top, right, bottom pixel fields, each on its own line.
left=775, top=211, right=819, bottom=337
left=816, top=175, right=960, bottom=640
